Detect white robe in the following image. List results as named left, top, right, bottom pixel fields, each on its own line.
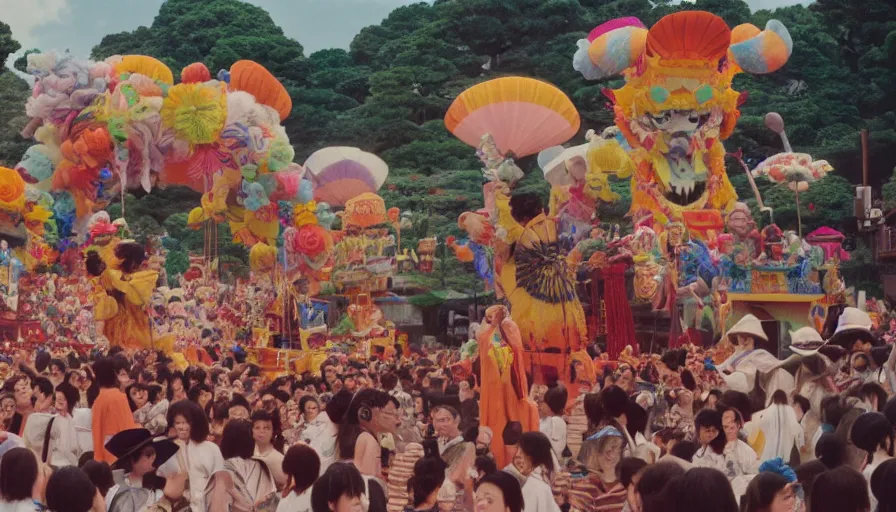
left=718, top=348, right=795, bottom=405
left=755, top=404, right=804, bottom=463
left=539, top=416, right=567, bottom=459
left=157, top=439, right=225, bottom=512
left=520, top=469, right=560, bottom=512
left=300, top=412, right=337, bottom=472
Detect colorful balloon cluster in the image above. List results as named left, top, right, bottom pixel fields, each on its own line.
left=14, top=51, right=306, bottom=267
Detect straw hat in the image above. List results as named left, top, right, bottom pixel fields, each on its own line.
left=828, top=307, right=875, bottom=349
left=789, top=327, right=827, bottom=357
left=726, top=314, right=768, bottom=343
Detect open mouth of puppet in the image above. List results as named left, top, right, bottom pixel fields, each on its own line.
left=15, top=166, right=39, bottom=185
left=664, top=179, right=706, bottom=206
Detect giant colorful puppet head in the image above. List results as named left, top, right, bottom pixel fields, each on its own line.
left=574, top=12, right=792, bottom=224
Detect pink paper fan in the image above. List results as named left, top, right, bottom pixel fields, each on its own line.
left=588, top=17, right=646, bottom=42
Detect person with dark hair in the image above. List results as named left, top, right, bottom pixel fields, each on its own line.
left=336, top=388, right=395, bottom=479
left=156, top=400, right=225, bottom=511
left=227, top=393, right=251, bottom=422
left=719, top=406, right=759, bottom=480
left=186, top=384, right=212, bottom=410
left=38, top=380, right=85, bottom=467
left=859, top=382, right=887, bottom=413
left=431, top=405, right=463, bottom=455
left=406, top=454, right=447, bottom=512
left=45, top=466, right=98, bottom=512
left=662, top=467, right=738, bottom=512
left=47, top=359, right=66, bottom=389
left=756, top=391, right=804, bottom=464
left=0, top=447, right=40, bottom=509
left=92, top=357, right=138, bottom=463
left=794, top=459, right=827, bottom=511
left=810, top=465, right=870, bottom=512
left=297, top=395, right=337, bottom=472
left=619, top=457, right=647, bottom=511
left=132, top=383, right=169, bottom=436
left=474, top=471, right=524, bottom=512
left=740, top=471, right=799, bottom=512
left=510, top=432, right=557, bottom=512
left=311, top=462, right=368, bottom=512
left=31, top=377, right=53, bottom=413
left=625, top=400, right=659, bottom=464
left=692, top=409, right=727, bottom=472
left=207, top=419, right=278, bottom=511
left=104, top=428, right=179, bottom=512
left=475, top=456, right=498, bottom=481
left=81, top=460, right=115, bottom=499
left=252, top=410, right=286, bottom=489
left=814, top=432, right=847, bottom=469
left=167, top=373, right=188, bottom=404
left=851, top=412, right=894, bottom=510
left=635, top=461, right=686, bottom=512
left=539, top=385, right=568, bottom=460
left=278, top=444, right=320, bottom=512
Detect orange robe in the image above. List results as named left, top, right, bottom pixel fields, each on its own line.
left=477, top=313, right=539, bottom=469
left=92, top=387, right=138, bottom=463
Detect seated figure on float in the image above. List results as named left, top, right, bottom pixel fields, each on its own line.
left=716, top=314, right=794, bottom=409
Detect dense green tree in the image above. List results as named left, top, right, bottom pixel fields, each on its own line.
left=0, top=22, right=20, bottom=73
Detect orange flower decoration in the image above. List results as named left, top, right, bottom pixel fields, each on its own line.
left=0, top=166, right=26, bottom=213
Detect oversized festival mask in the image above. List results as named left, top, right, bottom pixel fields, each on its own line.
left=574, top=12, right=792, bottom=220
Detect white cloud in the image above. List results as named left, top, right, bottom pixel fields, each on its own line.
left=0, top=0, right=69, bottom=49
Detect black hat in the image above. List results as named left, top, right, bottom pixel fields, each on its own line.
left=105, top=428, right=179, bottom=470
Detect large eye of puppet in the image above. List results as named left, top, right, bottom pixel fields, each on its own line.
left=651, top=111, right=673, bottom=126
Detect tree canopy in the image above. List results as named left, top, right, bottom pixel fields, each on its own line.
left=0, top=0, right=894, bottom=290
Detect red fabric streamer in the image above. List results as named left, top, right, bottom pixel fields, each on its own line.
left=602, top=263, right=636, bottom=359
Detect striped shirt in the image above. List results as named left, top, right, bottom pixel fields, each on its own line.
left=568, top=474, right=626, bottom=512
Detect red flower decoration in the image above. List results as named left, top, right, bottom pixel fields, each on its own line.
left=294, top=224, right=333, bottom=257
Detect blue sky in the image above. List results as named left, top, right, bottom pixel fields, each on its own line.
left=0, top=0, right=807, bottom=60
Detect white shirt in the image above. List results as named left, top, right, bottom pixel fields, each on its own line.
left=0, top=500, right=39, bottom=512
left=692, top=446, right=728, bottom=473
left=521, top=468, right=560, bottom=512
left=863, top=453, right=892, bottom=512
left=276, top=488, right=312, bottom=512
left=301, top=412, right=337, bottom=472
left=157, top=439, right=225, bottom=511
left=539, top=416, right=568, bottom=459
left=255, top=445, right=286, bottom=489
left=723, top=439, right=759, bottom=479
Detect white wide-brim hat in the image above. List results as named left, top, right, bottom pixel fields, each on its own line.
left=829, top=307, right=875, bottom=348
left=726, top=314, right=768, bottom=342
left=789, top=326, right=827, bottom=356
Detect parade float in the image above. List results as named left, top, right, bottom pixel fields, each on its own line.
left=442, top=10, right=854, bottom=375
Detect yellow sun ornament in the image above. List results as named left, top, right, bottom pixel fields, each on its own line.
left=161, top=82, right=228, bottom=146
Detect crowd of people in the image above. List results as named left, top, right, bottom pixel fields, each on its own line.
left=0, top=304, right=893, bottom=512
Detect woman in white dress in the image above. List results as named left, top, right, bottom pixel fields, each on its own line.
left=298, top=396, right=336, bottom=472
left=156, top=400, right=225, bottom=511
left=538, top=386, right=568, bottom=461
left=511, top=432, right=560, bottom=512
left=205, top=419, right=278, bottom=511
left=277, top=444, right=320, bottom=512
left=692, top=409, right=728, bottom=473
